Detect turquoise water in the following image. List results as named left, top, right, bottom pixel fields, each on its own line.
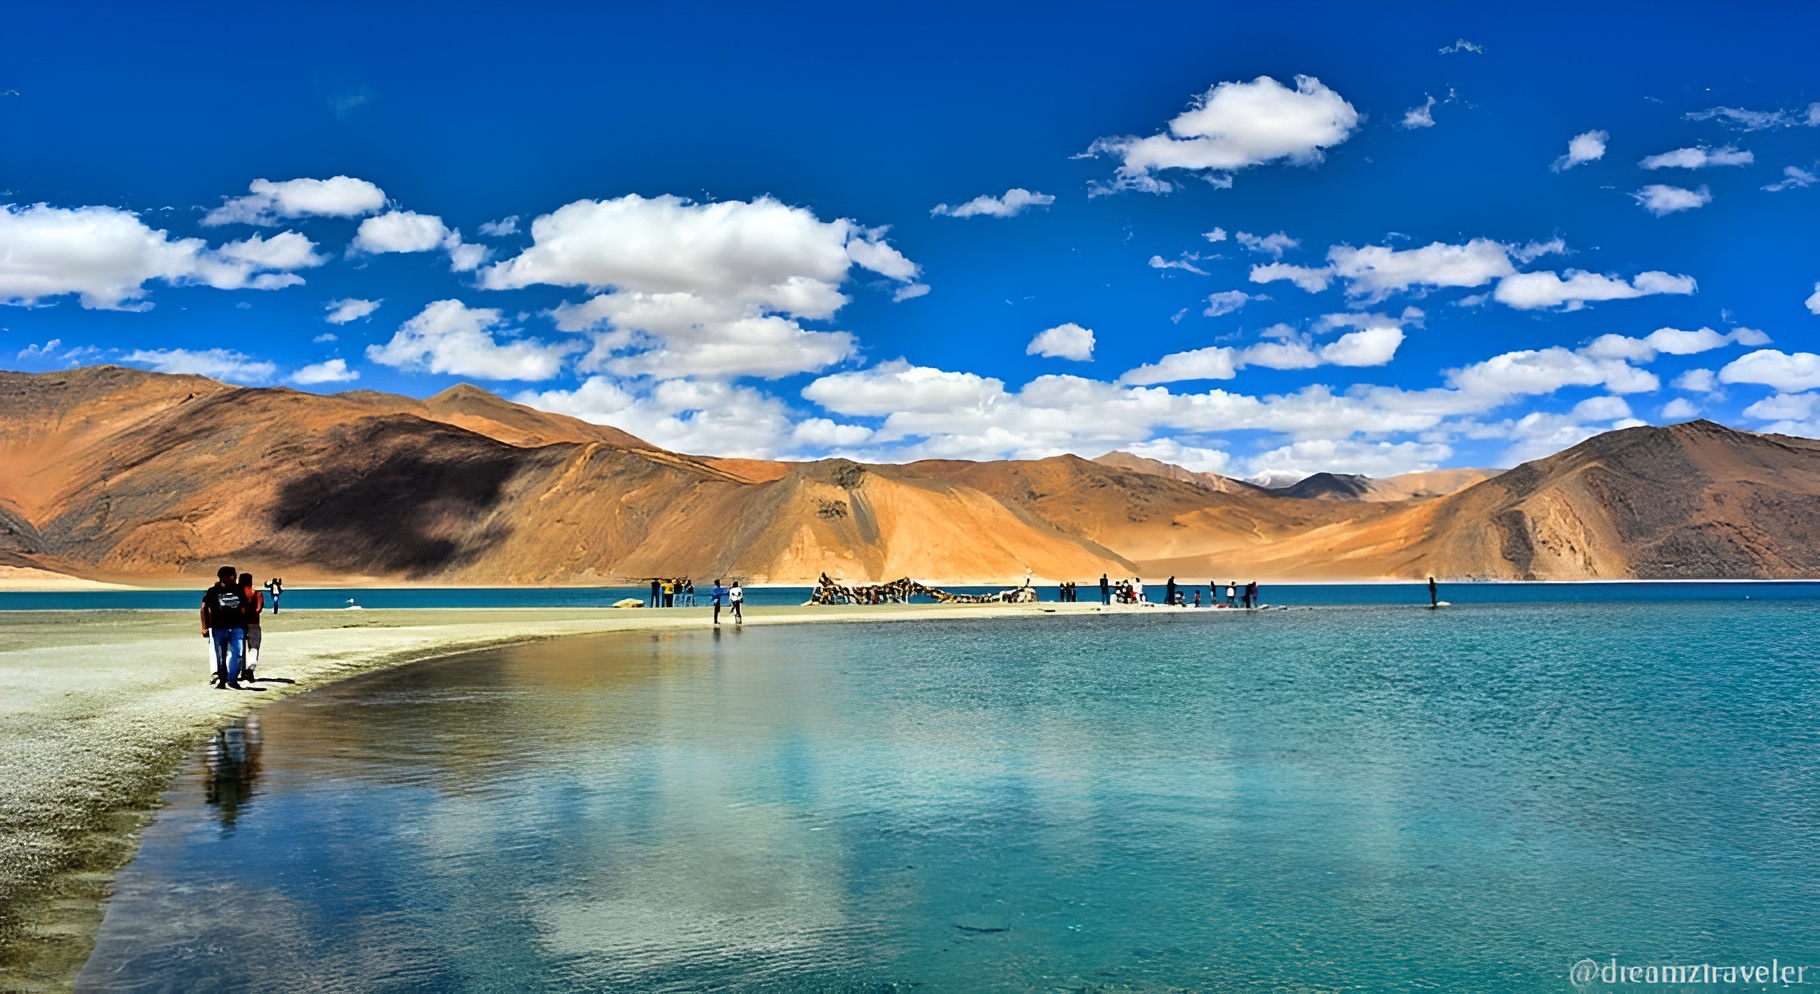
left=79, top=602, right=1820, bottom=991
left=7, top=579, right=1820, bottom=611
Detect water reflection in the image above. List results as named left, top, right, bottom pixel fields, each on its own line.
left=201, top=715, right=263, bottom=833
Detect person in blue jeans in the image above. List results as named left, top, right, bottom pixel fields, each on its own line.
left=711, top=579, right=727, bottom=626
left=201, top=565, right=250, bottom=689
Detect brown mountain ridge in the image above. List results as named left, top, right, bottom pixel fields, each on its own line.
left=3, top=366, right=1818, bottom=585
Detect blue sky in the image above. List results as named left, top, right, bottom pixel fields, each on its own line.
left=4, top=1, right=1818, bottom=481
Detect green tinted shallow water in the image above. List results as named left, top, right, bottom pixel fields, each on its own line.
left=78, top=602, right=1820, bottom=992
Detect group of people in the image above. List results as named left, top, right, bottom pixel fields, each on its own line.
left=1056, top=581, right=1082, bottom=601
left=1091, top=573, right=1260, bottom=608
left=649, top=578, right=696, bottom=607
left=200, top=566, right=279, bottom=688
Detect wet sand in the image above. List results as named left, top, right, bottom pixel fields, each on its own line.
left=0, top=600, right=1113, bottom=991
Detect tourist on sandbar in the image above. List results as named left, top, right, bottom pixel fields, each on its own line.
left=1226, top=582, right=1237, bottom=607
left=238, top=572, right=264, bottom=682
left=650, top=578, right=661, bottom=608
left=683, top=578, right=696, bottom=607
left=1099, top=573, right=1110, bottom=605
left=1165, top=576, right=1177, bottom=607
left=264, top=576, right=283, bottom=614
left=201, top=565, right=249, bottom=689
left=1193, top=589, right=1202, bottom=608
left=729, top=580, right=745, bottom=624
left=1428, top=576, right=1438, bottom=608
left=665, top=579, right=677, bottom=608
left=1247, top=580, right=1259, bottom=609
left=1133, top=577, right=1146, bottom=604
left=711, top=579, right=726, bottom=624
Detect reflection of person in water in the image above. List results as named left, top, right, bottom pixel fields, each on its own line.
left=203, top=715, right=264, bottom=832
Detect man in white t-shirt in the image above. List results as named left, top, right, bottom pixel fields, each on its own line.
left=729, top=581, right=744, bottom=624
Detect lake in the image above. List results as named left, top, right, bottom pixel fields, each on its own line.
left=78, top=598, right=1820, bottom=991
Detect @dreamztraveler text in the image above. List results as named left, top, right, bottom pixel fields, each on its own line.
left=1572, top=957, right=1812, bottom=987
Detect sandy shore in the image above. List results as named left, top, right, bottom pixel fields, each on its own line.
left=0, top=599, right=1111, bottom=991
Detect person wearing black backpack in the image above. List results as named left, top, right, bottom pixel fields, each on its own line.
left=201, top=565, right=250, bottom=689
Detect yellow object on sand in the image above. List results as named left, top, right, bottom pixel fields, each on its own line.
left=612, top=598, right=644, bottom=608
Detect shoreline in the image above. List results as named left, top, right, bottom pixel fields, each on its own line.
left=0, top=600, right=1127, bottom=992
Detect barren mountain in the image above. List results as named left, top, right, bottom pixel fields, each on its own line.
left=1090, top=451, right=1267, bottom=494
left=2, top=368, right=1817, bottom=585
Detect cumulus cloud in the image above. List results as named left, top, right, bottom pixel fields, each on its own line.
left=520, top=375, right=802, bottom=457
left=1438, top=39, right=1485, bottom=54
left=1447, top=346, right=1658, bottom=398
left=325, top=298, right=381, bottom=324
left=1582, top=326, right=1768, bottom=362
left=1487, top=405, right=1647, bottom=464
left=1202, top=227, right=1228, bottom=242
left=1719, top=349, right=1820, bottom=393
left=1087, top=75, right=1358, bottom=194
left=1120, top=312, right=1407, bottom=385
left=0, top=204, right=323, bottom=309
left=930, top=188, right=1055, bottom=218
left=366, top=299, right=583, bottom=381
left=1401, top=95, right=1437, bottom=129
left=123, top=348, right=277, bottom=382
left=203, top=176, right=385, bottom=226
left=482, top=195, right=914, bottom=380
left=1249, top=261, right=1333, bottom=293
left=893, top=282, right=931, bottom=302
left=1639, top=145, right=1752, bottom=169
left=291, top=358, right=358, bottom=384
left=1027, top=322, right=1095, bottom=361
left=1807, top=282, right=1820, bottom=315
left=1552, top=130, right=1608, bottom=171
left=1674, top=368, right=1719, bottom=394
left=1764, top=166, right=1817, bottom=192
left=1685, top=103, right=1820, bottom=131
left=1203, top=290, right=1252, bottom=316
left=1236, top=230, right=1298, bottom=258
left=1660, top=397, right=1699, bottom=420
left=1249, top=438, right=1451, bottom=481
left=1492, top=268, right=1696, bottom=311
left=1327, top=238, right=1516, bottom=301
left=1632, top=184, right=1712, bottom=216
left=352, top=211, right=488, bottom=271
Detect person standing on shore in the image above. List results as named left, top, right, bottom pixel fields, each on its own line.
left=1247, top=580, right=1259, bottom=609
left=1226, top=582, right=1237, bottom=607
left=1099, top=573, right=1110, bottom=605
left=1165, top=576, right=1177, bottom=607
left=650, top=578, right=661, bottom=608
left=1428, top=576, right=1438, bottom=608
left=238, top=572, right=264, bottom=682
left=711, top=579, right=727, bottom=625
left=201, top=565, right=249, bottom=689
left=264, top=576, right=283, bottom=614
left=729, top=581, right=744, bottom=624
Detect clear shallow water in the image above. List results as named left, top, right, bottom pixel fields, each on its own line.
left=80, top=603, right=1820, bottom=992
left=8, top=579, right=1820, bottom=611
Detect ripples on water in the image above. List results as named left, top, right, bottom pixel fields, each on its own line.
left=78, top=603, right=1820, bottom=991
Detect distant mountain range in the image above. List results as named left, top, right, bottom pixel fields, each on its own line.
left=4, top=366, right=1818, bottom=585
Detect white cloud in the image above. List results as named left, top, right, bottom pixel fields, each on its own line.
left=1148, top=255, right=1208, bottom=275
left=1552, top=130, right=1608, bottom=171
left=1087, top=75, right=1358, bottom=194
left=203, top=176, right=385, bottom=226
left=1328, top=238, right=1516, bottom=301
left=1489, top=407, right=1645, bottom=464
left=1320, top=323, right=1405, bottom=366
left=1203, top=290, right=1252, bottom=316
left=352, top=210, right=487, bottom=271
left=1719, top=349, right=1820, bottom=393
left=803, top=359, right=1006, bottom=418
left=123, top=348, right=276, bottom=382
left=1119, top=345, right=1240, bottom=385
left=1660, top=397, right=1699, bottom=420
left=1583, top=326, right=1765, bottom=363
left=1448, top=346, right=1658, bottom=398
left=313, top=332, right=337, bottom=343
left=1235, top=230, right=1298, bottom=258
left=1674, top=368, right=1718, bottom=393
left=366, top=299, right=582, bottom=381
left=1632, top=184, right=1712, bottom=216
left=1438, top=39, right=1485, bottom=54
left=1401, top=95, right=1437, bottom=129
left=1685, top=103, right=1820, bottom=131
left=325, top=297, right=381, bottom=324
left=1639, top=145, right=1752, bottom=169
left=1764, top=166, right=1817, bottom=192
left=291, top=358, right=358, bottom=384
left=1742, top=392, right=1817, bottom=422
left=1202, top=227, right=1228, bottom=242
left=1027, top=322, right=1095, bottom=361
left=930, top=188, right=1055, bottom=218
left=482, top=195, right=914, bottom=380
left=1248, top=438, right=1451, bottom=480
left=1249, top=261, right=1333, bottom=293
left=1123, top=437, right=1233, bottom=474
left=519, top=375, right=800, bottom=457
left=791, top=417, right=874, bottom=449
left=1807, top=282, right=1820, bottom=315
left=893, top=282, right=931, bottom=302
left=477, top=216, right=519, bottom=237
left=0, top=204, right=321, bottom=309
left=1121, top=312, right=1407, bottom=385
left=1492, top=269, right=1696, bottom=310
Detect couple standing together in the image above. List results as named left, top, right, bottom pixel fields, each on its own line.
left=200, top=566, right=272, bottom=689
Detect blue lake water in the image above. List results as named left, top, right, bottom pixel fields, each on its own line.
left=9, top=579, right=1820, bottom=612
left=78, top=601, right=1820, bottom=991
